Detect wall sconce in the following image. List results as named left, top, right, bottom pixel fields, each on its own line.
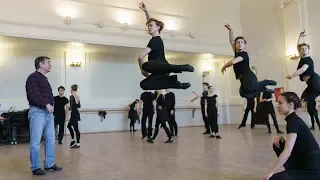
left=64, top=16, right=71, bottom=24
left=70, top=62, right=82, bottom=67
left=123, top=23, right=128, bottom=30
left=189, top=32, right=195, bottom=38
left=203, top=69, right=212, bottom=76
left=287, top=54, right=299, bottom=60
left=169, top=30, right=175, bottom=37
left=98, top=21, right=104, bottom=28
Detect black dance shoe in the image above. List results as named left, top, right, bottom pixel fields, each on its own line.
left=262, top=80, right=277, bottom=87
left=180, top=64, right=194, bottom=72
left=179, top=83, right=191, bottom=90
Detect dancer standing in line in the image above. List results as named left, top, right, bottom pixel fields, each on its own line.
left=66, top=84, right=81, bottom=148
left=165, top=89, right=178, bottom=136
left=128, top=99, right=140, bottom=132
left=238, top=97, right=256, bottom=129
left=221, top=23, right=277, bottom=98
left=140, top=90, right=156, bottom=139
left=138, top=1, right=194, bottom=90
left=191, top=74, right=210, bottom=134
left=260, top=88, right=284, bottom=134
left=147, top=90, right=173, bottom=143
left=204, top=86, right=221, bottom=139
left=26, top=56, right=62, bottom=175
left=263, top=92, right=320, bottom=180
left=286, top=30, right=320, bottom=104
left=305, top=97, right=320, bottom=130
left=53, top=86, right=69, bottom=144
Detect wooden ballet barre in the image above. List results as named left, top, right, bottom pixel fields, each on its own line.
left=79, top=107, right=200, bottom=113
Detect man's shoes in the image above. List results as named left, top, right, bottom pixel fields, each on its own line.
left=44, top=164, right=63, bottom=171
left=32, top=168, right=46, bottom=176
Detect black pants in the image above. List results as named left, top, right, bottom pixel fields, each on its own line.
left=152, top=109, right=172, bottom=140
left=271, top=140, right=320, bottom=180
left=55, top=116, right=65, bottom=143
left=67, top=120, right=80, bottom=143
left=308, top=110, right=320, bottom=128
left=129, top=118, right=135, bottom=130
left=270, top=140, right=296, bottom=180
left=141, top=110, right=154, bottom=137
left=167, top=109, right=178, bottom=136
left=240, top=107, right=255, bottom=128
left=266, top=113, right=281, bottom=132
left=239, top=70, right=275, bottom=98
left=201, top=104, right=210, bottom=132
left=301, top=73, right=320, bottom=101
left=208, top=109, right=218, bottom=133
left=140, top=61, right=183, bottom=90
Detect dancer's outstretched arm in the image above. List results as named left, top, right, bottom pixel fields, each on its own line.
left=297, top=29, right=306, bottom=48
left=286, top=64, right=308, bottom=79
left=221, top=56, right=243, bottom=74
left=224, top=23, right=235, bottom=52
left=139, top=1, right=151, bottom=21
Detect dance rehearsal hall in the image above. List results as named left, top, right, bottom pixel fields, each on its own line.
left=1, top=0, right=320, bottom=180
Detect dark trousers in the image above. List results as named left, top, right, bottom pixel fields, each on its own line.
left=140, top=61, right=182, bottom=90
left=308, top=110, right=320, bottom=128
left=55, top=116, right=65, bottom=143
left=167, top=109, right=178, bottom=136
left=270, top=140, right=295, bottom=180
left=201, top=104, right=210, bottom=132
left=266, top=113, right=281, bottom=132
left=240, top=107, right=255, bottom=128
left=141, top=110, right=154, bottom=137
left=152, top=109, right=172, bottom=140
left=239, top=70, right=275, bottom=98
left=129, top=119, right=135, bottom=130
left=208, top=109, right=218, bottom=133
left=301, top=73, right=320, bottom=101
left=67, top=120, right=80, bottom=143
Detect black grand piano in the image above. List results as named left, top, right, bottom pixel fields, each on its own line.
left=0, top=107, right=29, bottom=145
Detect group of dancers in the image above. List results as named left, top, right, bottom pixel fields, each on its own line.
left=128, top=89, right=177, bottom=143
left=53, top=85, right=81, bottom=148
left=25, top=1, right=320, bottom=179
left=136, top=1, right=320, bottom=179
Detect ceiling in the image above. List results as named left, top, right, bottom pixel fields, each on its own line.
left=0, top=36, right=230, bottom=61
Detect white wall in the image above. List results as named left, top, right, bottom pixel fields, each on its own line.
left=0, top=0, right=241, bottom=56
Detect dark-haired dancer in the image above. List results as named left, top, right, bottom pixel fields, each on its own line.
left=140, top=90, right=156, bottom=139
left=53, top=86, right=69, bottom=144
left=191, top=74, right=210, bottom=134
left=204, top=86, right=221, bottom=139
left=138, top=1, right=194, bottom=90
left=263, top=92, right=320, bottom=180
left=221, top=23, right=277, bottom=98
left=128, top=99, right=140, bottom=132
left=305, top=97, right=320, bottom=130
left=259, top=88, right=283, bottom=134
left=165, top=89, right=178, bottom=136
left=147, top=90, right=173, bottom=143
left=67, top=84, right=81, bottom=148
left=286, top=30, right=320, bottom=104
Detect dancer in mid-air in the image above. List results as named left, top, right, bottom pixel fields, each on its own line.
left=286, top=29, right=320, bottom=104
left=138, top=1, right=194, bottom=90
left=221, top=23, right=277, bottom=98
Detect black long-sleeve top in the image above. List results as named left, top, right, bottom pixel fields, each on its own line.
left=165, top=92, right=176, bottom=111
